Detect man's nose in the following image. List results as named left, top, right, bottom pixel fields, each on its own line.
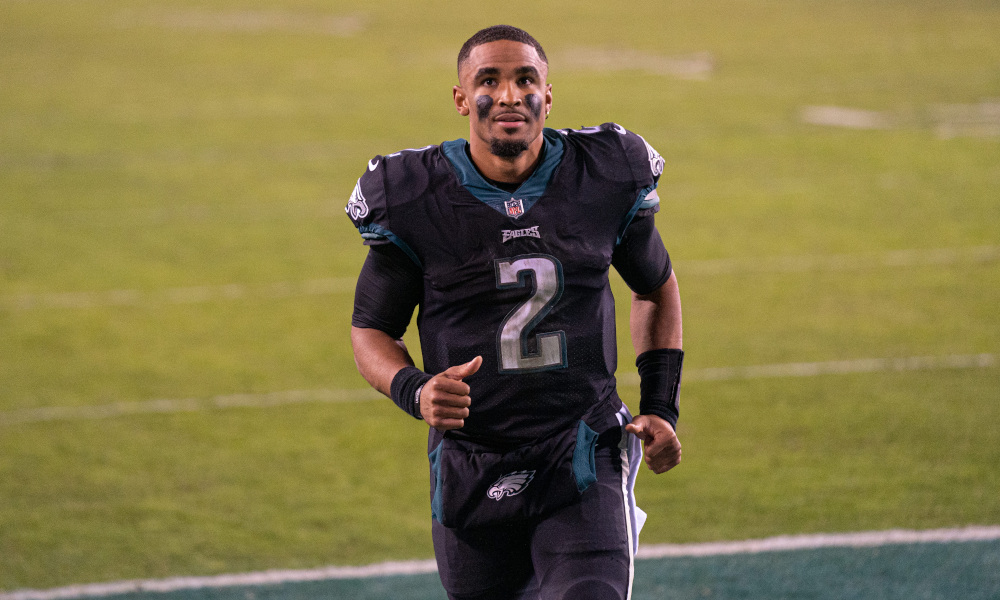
left=497, top=80, right=521, bottom=107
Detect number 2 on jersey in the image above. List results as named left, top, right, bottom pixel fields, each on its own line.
left=494, top=254, right=568, bottom=373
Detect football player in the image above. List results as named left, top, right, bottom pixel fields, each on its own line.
left=347, top=24, right=683, bottom=600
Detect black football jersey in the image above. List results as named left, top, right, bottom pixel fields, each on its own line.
left=346, top=123, right=666, bottom=445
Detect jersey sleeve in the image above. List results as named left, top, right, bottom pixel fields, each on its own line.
left=352, top=243, right=422, bottom=339
left=608, top=124, right=665, bottom=247
left=612, top=211, right=672, bottom=295
left=613, top=124, right=664, bottom=193
left=345, top=156, right=422, bottom=267
left=608, top=125, right=670, bottom=292
left=345, top=156, right=392, bottom=246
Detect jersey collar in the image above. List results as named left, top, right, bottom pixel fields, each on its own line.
left=441, top=128, right=565, bottom=218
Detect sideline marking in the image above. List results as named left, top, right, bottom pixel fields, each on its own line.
left=4, top=246, right=996, bottom=311
left=2, top=353, right=993, bottom=427
left=636, top=526, right=1000, bottom=559
left=3, top=527, right=998, bottom=600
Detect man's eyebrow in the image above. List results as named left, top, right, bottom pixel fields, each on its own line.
left=472, top=66, right=542, bottom=80
left=474, top=67, right=501, bottom=79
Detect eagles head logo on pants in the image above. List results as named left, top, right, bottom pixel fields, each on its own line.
left=487, top=470, right=536, bottom=500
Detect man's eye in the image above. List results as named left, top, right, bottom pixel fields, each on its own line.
left=481, top=78, right=496, bottom=86
left=519, top=77, right=534, bottom=85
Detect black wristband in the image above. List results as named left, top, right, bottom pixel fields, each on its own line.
left=390, top=366, right=432, bottom=420
left=635, top=348, right=684, bottom=429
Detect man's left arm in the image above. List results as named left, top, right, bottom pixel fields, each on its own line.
left=611, top=127, right=683, bottom=472
left=625, top=272, right=683, bottom=474
left=612, top=207, right=683, bottom=474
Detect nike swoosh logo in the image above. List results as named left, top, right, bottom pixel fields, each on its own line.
left=368, top=159, right=379, bottom=171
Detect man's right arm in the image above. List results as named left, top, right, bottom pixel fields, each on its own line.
left=350, top=325, right=416, bottom=398
left=350, top=244, right=479, bottom=430
left=351, top=326, right=480, bottom=430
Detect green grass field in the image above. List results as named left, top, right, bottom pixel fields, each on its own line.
left=2, top=0, right=999, bottom=592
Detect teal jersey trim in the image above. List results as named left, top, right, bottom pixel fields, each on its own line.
left=572, top=420, right=599, bottom=494
left=358, top=223, right=423, bottom=268
left=440, top=128, right=566, bottom=217
left=616, top=184, right=660, bottom=246
left=429, top=441, right=444, bottom=523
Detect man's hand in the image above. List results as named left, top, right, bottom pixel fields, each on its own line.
left=419, top=356, right=482, bottom=431
left=625, top=414, right=681, bottom=474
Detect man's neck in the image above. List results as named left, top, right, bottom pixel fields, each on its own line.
left=467, top=134, right=545, bottom=185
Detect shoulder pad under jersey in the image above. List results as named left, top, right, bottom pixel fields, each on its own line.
left=560, top=123, right=664, bottom=188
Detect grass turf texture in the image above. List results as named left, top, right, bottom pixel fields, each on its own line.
left=2, top=0, right=999, bottom=591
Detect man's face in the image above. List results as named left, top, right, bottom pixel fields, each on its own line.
left=454, top=40, right=552, bottom=158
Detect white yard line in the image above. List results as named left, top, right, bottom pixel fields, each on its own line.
left=616, top=352, right=996, bottom=386
left=1, top=278, right=357, bottom=311
left=2, top=353, right=993, bottom=427
left=680, top=245, right=1000, bottom=276
left=113, top=10, right=366, bottom=36
left=800, top=106, right=893, bottom=129
left=799, top=100, right=1000, bottom=137
left=0, top=388, right=383, bottom=427
left=3, top=246, right=996, bottom=311
left=557, top=47, right=715, bottom=80
left=3, top=526, right=998, bottom=600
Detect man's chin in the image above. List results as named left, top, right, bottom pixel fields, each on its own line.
left=489, top=138, right=530, bottom=158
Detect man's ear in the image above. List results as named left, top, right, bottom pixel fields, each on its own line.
left=453, top=85, right=470, bottom=116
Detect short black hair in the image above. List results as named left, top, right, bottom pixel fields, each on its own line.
left=457, top=25, right=548, bottom=77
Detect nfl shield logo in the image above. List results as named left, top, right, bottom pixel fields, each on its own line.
left=505, top=198, right=524, bottom=218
